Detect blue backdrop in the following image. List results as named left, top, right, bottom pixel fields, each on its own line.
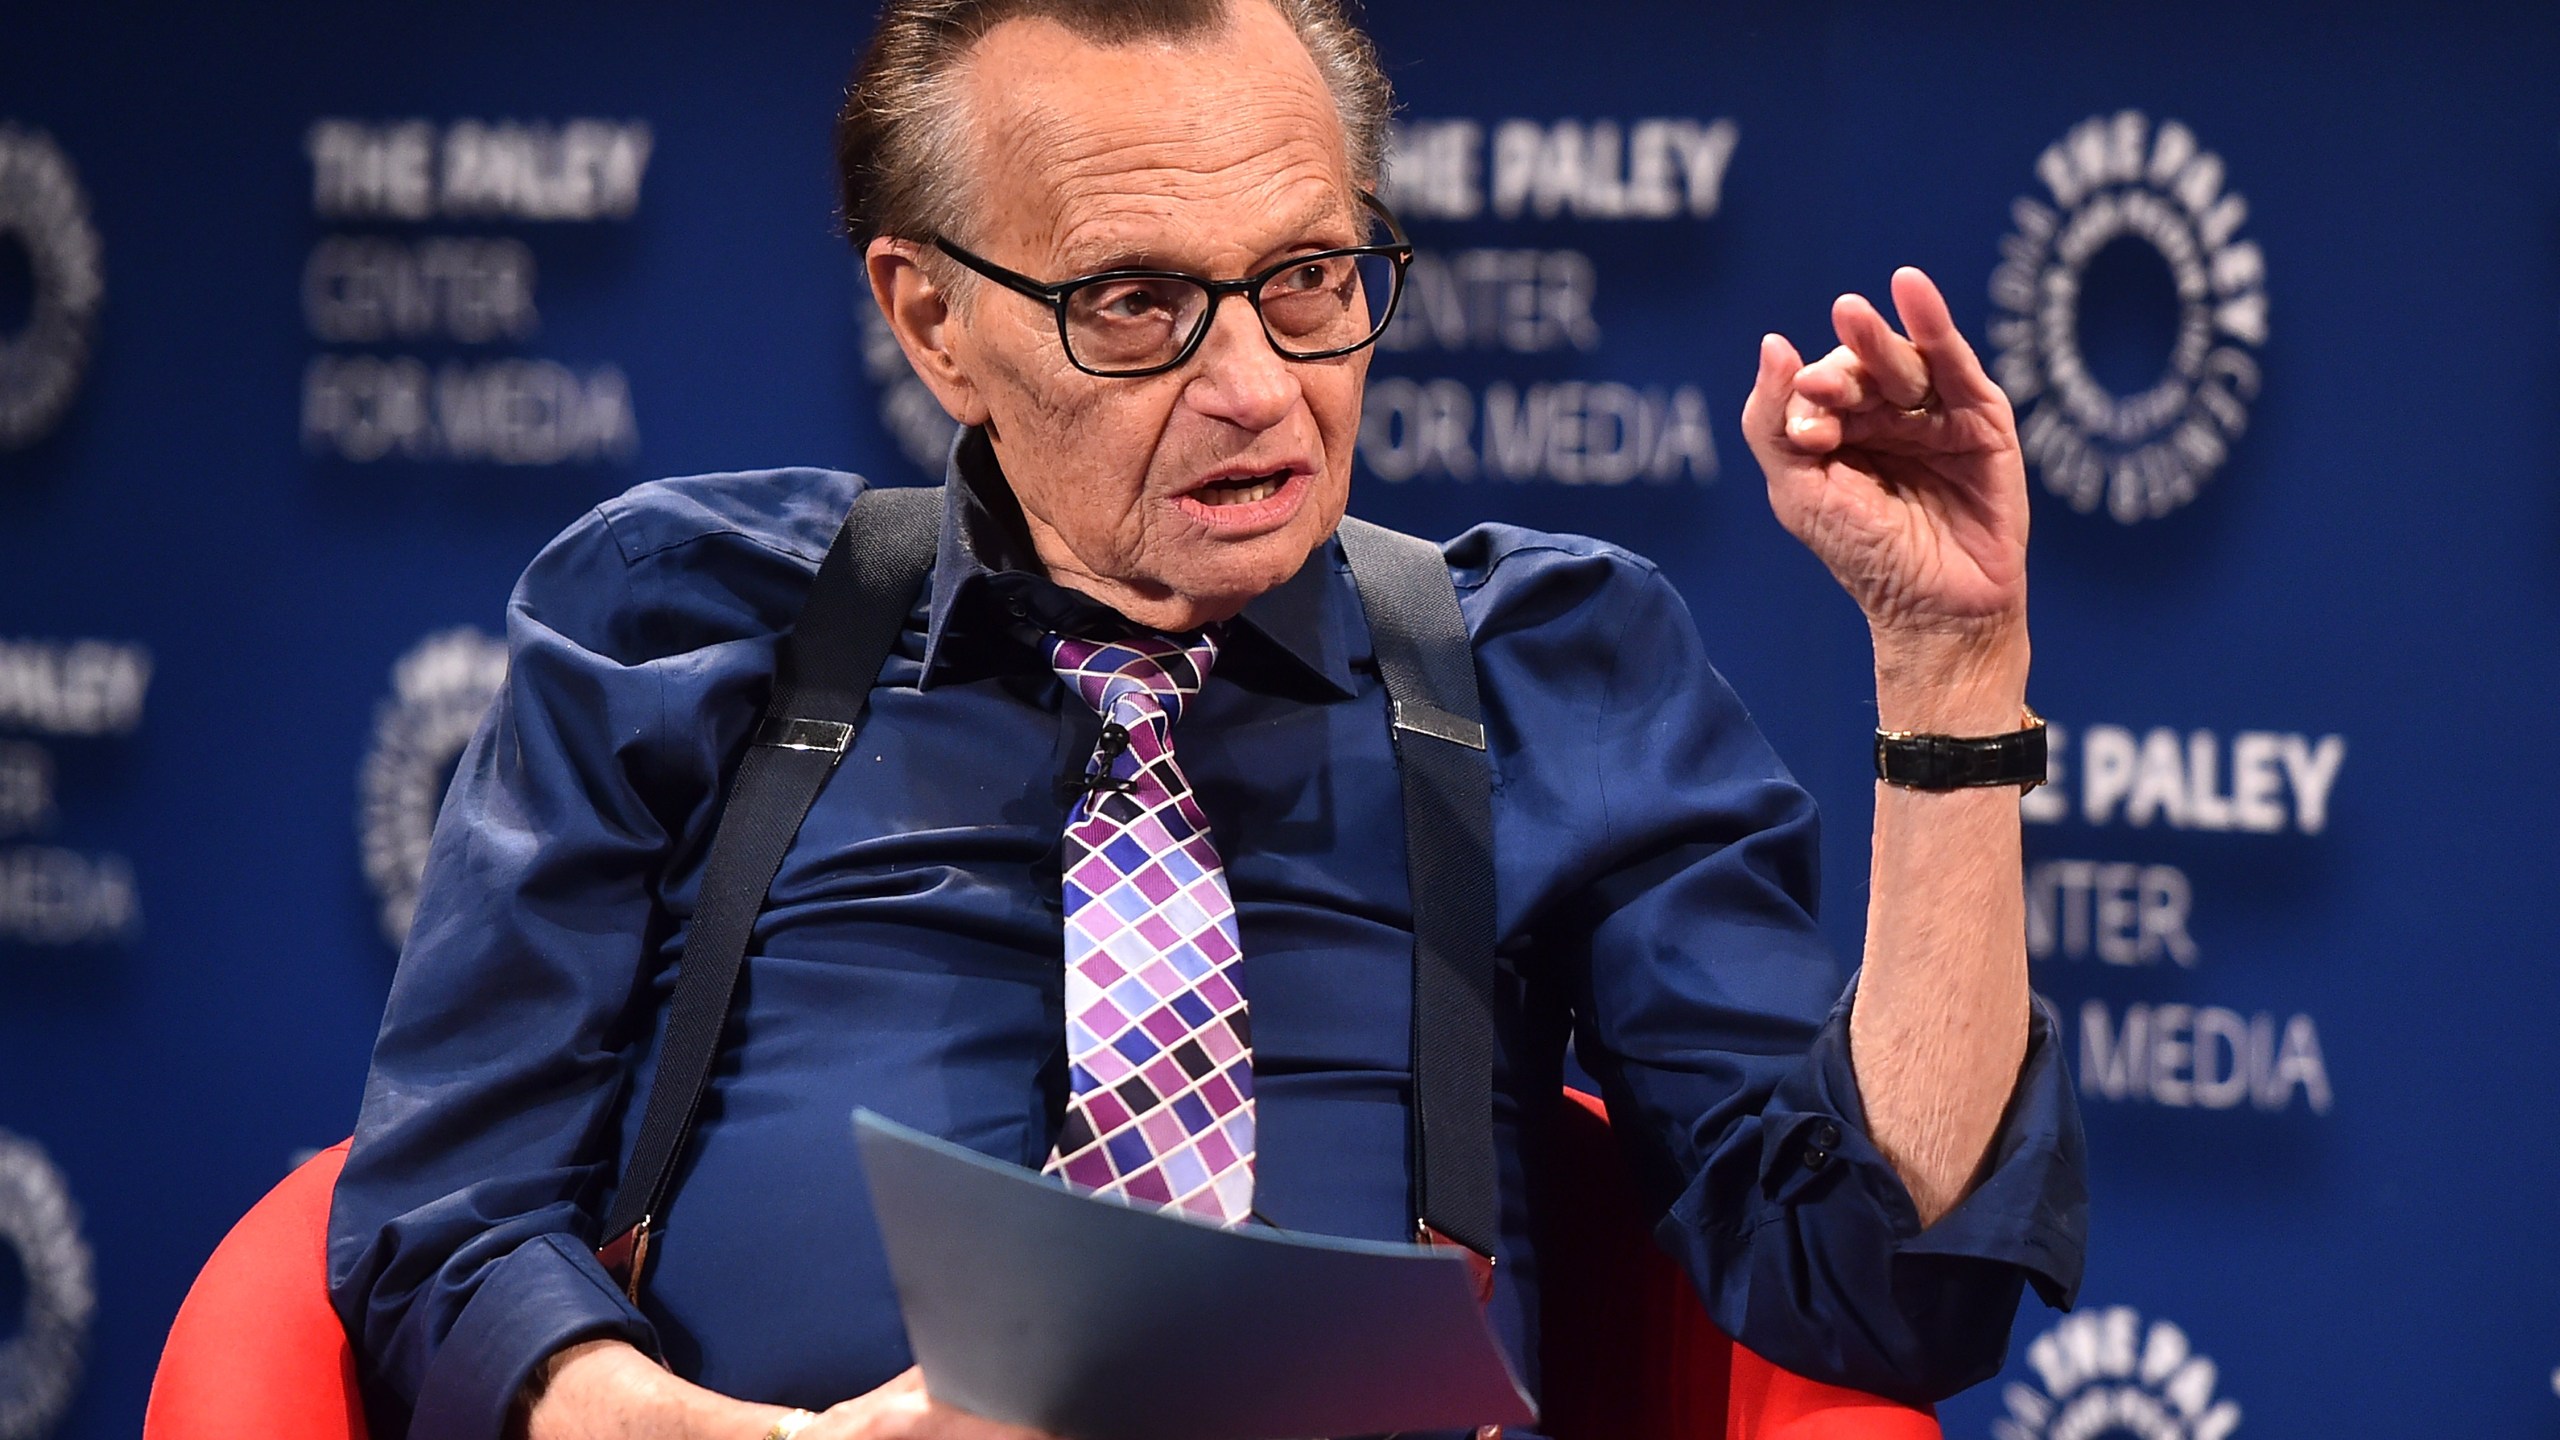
left=4, top=4, right=2557, bottom=1437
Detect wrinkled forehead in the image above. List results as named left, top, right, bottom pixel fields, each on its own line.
left=952, top=7, right=1359, bottom=270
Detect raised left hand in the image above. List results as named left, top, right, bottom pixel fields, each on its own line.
left=1741, top=267, right=2030, bottom=728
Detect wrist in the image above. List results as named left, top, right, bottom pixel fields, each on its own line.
left=522, top=1339, right=775, bottom=1440
left=1870, top=614, right=2030, bottom=734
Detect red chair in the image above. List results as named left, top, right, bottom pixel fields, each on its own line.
left=147, top=1104, right=1937, bottom=1440
left=1539, top=1089, right=1940, bottom=1440
left=144, top=1141, right=368, bottom=1440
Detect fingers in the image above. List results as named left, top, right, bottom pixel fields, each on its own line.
left=1805, top=268, right=2008, bottom=426
left=1741, top=330, right=1801, bottom=443
left=1744, top=331, right=1841, bottom=459
left=1751, top=329, right=1803, bottom=404
left=811, top=1368, right=1062, bottom=1440
left=1831, top=290, right=1933, bottom=410
left=1889, top=266, right=2006, bottom=409
left=1781, top=341, right=1887, bottom=454
left=1791, top=344, right=1876, bottom=411
left=1745, top=279, right=2003, bottom=469
left=1782, top=393, right=1844, bottom=453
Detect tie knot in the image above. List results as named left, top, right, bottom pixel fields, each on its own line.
left=1046, top=627, right=1223, bottom=729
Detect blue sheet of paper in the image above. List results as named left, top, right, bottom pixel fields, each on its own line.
left=852, top=1111, right=1536, bottom=1440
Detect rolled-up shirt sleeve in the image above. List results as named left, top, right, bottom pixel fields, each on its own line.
left=1527, top=555, right=2087, bottom=1405
left=326, top=484, right=818, bottom=1440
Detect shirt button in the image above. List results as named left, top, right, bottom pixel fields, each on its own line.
left=1006, top=599, right=1030, bottom=619
left=1812, top=1120, right=1842, bottom=1150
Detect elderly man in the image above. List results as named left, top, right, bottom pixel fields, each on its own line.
left=328, top=1, right=2084, bottom=1438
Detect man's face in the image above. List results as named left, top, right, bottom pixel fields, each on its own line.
left=901, top=3, right=1369, bottom=631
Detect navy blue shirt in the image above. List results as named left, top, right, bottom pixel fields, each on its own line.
left=329, top=432, right=2085, bottom=1440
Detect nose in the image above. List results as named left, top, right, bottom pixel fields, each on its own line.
left=1181, top=291, right=1300, bottom=432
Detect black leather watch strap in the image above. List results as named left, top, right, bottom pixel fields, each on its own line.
left=1874, top=710, right=2048, bottom=791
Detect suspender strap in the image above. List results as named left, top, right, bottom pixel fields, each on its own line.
left=597, top=496, right=1504, bottom=1297
left=1336, top=517, right=1502, bottom=1267
left=597, top=483, right=942, bottom=1298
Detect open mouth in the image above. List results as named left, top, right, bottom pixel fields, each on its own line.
left=1174, top=464, right=1312, bottom=532
left=1195, top=470, right=1292, bottom=507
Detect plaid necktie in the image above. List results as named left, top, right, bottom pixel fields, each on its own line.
left=1042, top=626, right=1254, bottom=1225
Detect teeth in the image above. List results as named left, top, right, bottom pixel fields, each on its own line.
left=1202, top=474, right=1285, bottom=506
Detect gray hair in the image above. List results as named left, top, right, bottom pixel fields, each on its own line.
left=834, top=0, right=1393, bottom=249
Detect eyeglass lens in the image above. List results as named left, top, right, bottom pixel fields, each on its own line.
left=1060, top=251, right=1401, bottom=374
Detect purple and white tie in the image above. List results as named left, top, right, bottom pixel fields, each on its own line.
left=1042, top=626, right=1255, bottom=1226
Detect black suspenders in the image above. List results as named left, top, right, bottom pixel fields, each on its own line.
left=594, top=483, right=941, bottom=1292
left=598, top=487, right=1500, bottom=1298
left=1336, top=518, right=1503, bottom=1271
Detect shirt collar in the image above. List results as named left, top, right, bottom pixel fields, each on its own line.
left=917, top=427, right=1357, bottom=700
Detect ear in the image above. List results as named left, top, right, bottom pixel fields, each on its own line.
left=866, top=237, right=991, bottom=428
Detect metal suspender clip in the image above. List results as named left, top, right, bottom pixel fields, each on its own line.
left=596, top=1216, right=654, bottom=1304
left=755, top=716, right=855, bottom=755
left=1391, top=699, right=1487, bottom=751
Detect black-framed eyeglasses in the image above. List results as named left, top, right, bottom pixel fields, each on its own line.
left=930, top=192, right=1414, bottom=379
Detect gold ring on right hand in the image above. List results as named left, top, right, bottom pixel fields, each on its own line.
left=762, top=1409, right=821, bottom=1440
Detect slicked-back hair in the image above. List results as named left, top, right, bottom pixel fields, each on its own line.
left=834, top=0, right=1392, bottom=250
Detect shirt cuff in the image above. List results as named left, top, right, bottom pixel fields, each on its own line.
left=407, top=1233, right=660, bottom=1440
left=1761, top=980, right=2089, bottom=1310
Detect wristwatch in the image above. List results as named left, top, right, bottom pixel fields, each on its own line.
left=1873, top=708, right=2047, bottom=792
left=762, top=1410, right=821, bottom=1440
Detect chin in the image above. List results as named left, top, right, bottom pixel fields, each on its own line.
left=1152, top=532, right=1326, bottom=628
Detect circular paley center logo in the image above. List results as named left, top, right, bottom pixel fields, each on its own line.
left=1994, top=1305, right=2241, bottom=1440
left=0, top=125, right=103, bottom=453
left=0, top=1128, right=93, bottom=1440
left=1988, top=110, right=2266, bottom=524
left=360, top=626, right=508, bottom=948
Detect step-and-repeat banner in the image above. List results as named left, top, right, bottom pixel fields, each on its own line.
left=4, top=3, right=2556, bottom=1436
